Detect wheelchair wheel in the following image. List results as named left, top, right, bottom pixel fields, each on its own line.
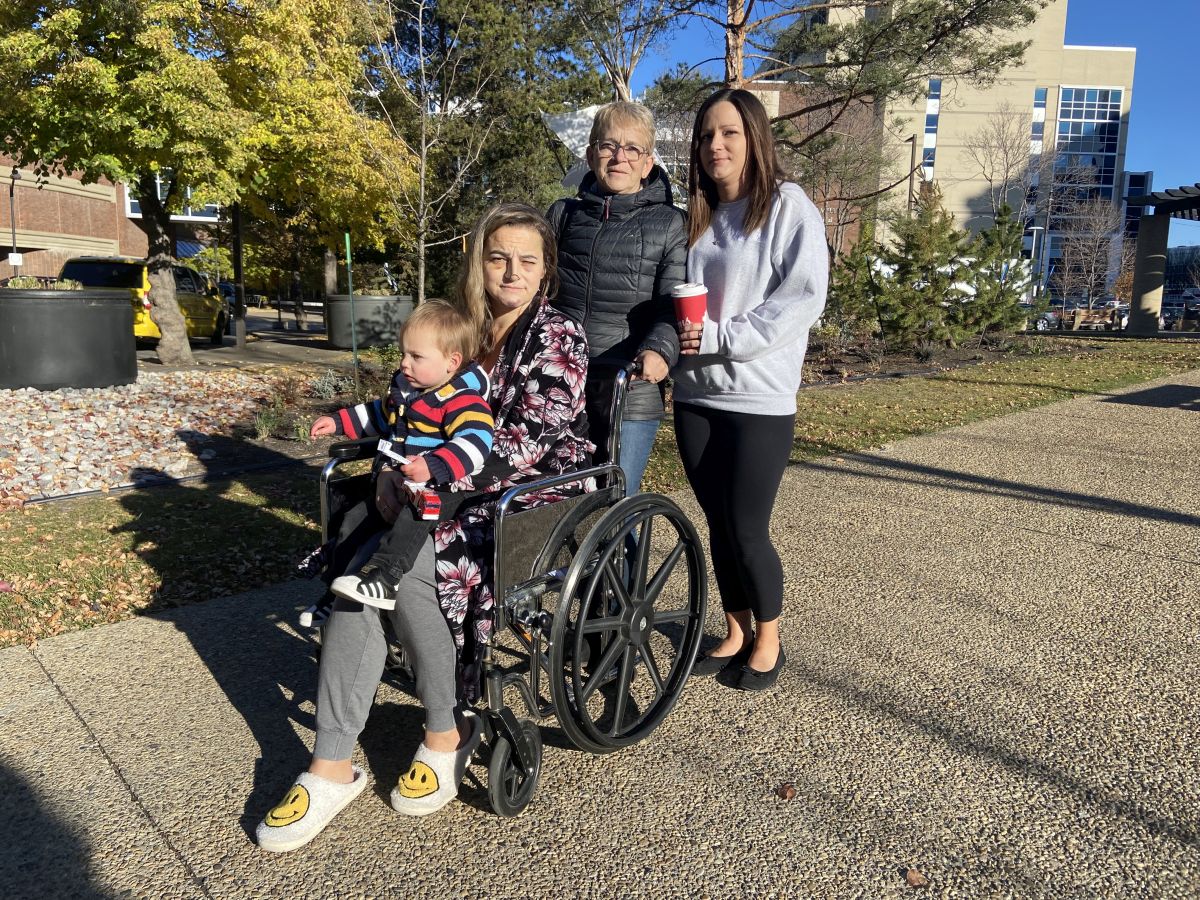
left=487, top=718, right=542, bottom=818
left=548, top=494, right=707, bottom=753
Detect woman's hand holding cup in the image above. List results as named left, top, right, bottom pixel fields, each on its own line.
left=672, top=282, right=707, bottom=356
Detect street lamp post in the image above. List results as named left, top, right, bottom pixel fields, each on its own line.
left=8, top=168, right=21, bottom=271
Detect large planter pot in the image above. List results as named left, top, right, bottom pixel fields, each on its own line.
left=0, top=289, right=136, bottom=390
left=324, top=294, right=414, bottom=350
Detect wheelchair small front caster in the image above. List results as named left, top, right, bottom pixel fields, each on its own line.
left=487, top=718, right=542, bottom=817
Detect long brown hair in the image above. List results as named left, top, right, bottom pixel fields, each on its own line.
left=455, top=202, right=559, bottom=356
left=687, top=88, right=782, bottom=247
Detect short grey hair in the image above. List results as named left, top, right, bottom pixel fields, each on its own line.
left=588, top=101, right=656, bottom=152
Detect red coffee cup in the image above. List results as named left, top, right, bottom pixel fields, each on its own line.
left=672, top=282, right=707, bottom=327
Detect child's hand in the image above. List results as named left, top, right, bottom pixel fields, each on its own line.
left=401, top=455, right=432, bottom=484
left=310, top=416, right=337, bottom=438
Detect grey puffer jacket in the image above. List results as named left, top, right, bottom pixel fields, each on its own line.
left=547, top=166, right=686, bottom=422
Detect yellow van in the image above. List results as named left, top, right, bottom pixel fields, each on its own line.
left=58, top=256, right=227, bottom=343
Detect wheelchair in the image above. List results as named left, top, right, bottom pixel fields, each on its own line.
left=304, top=365, right=708, bottom=816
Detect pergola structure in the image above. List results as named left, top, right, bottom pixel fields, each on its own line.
left=1125, top=183, right=1200, bottom=335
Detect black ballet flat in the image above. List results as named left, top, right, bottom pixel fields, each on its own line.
left=737, top=645, right=787, bottom=692
left=691, top=644, right=753, bottom=677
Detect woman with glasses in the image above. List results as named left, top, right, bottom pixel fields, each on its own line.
left=675, top=88, right=828, bottom=691
left=547, top=101, right=685, bottom=495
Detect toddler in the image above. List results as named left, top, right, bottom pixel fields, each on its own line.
left=310, top=299, right=493, bottom=609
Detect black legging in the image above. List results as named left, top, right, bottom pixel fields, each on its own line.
left=674, top=402, right=795, bottom=622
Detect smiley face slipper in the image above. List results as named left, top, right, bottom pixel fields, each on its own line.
left=256, top=765, right=368, bottom=853
left=390, top=712, right=482, bottom=817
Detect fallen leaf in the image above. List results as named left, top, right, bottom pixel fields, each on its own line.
left=905, top=868, right=929, bottom=888
left=775, top=782, right=797, bottom=800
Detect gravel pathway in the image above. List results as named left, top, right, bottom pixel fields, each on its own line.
left=0, top=370, right=291, bottom=508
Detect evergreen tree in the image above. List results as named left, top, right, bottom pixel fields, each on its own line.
left=956, top=205, right=1031, bottom=339
left=876, top=185, right=970, bottom=348
left=826, top=233, right=882, bottom=336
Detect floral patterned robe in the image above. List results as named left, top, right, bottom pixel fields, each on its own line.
left=432, top=297, right=592, bottom=700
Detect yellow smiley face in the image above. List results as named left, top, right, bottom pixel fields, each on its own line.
left=397, top=761, right=439, bottom=798
left=264, top=784, right=310, bottom=827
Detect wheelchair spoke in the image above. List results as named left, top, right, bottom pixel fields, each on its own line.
left=607, top=646, right=635, bottom=735
left=642, top=540, right=686, bottom=606
left=601, top=555, right=632, bottom=611
left=653, top=606, right=693, bottom=624
left=638, top=642, right=666, bottom=697
left=579, top=639, right=624, bottom=704
left=631, top=513, right=653, bottom=594
left=579, top=615, right=621, bottom=635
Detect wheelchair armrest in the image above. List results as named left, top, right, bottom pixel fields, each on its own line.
left=328, top=437, right=380, bottom=461
left=494, top=463, right=621, bottom=518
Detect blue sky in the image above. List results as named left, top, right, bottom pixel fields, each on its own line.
left=631, top=0, right=1200, bottom=246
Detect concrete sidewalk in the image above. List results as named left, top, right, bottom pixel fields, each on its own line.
left=3, top=372, right=1198, bottom=898
left=137, top=307, right=359, bottom=372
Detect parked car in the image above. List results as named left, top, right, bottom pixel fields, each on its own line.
left=1161, top=300, right=1185, bottom=331
left=1018, top=302, right=1059, bottom=332
left=58, top=257, right=227, bottom=344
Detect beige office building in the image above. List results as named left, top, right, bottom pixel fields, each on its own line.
left=886, top=0, right=1135, bottom=284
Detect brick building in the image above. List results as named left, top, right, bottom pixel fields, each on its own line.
left=1, top=155, right=149, bottom=280
left=748, top=82, right=876, bottom=258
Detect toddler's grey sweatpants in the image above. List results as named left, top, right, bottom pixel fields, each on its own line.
left=314, top=535, right=459, bottom=761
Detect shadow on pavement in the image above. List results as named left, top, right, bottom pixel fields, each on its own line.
left=0, top=761, right=114, bottom=899
left=804, top=454, right=1200, bottom=529
left=801, top=664, right=1200, bottom=851
left=116, top=437, right=325, bottom=837
left=1101, top=383, right=1200, bottom=411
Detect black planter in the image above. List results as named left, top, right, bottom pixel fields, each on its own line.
left=0, top=289, right=136, bottom=390
left=324, top=294, right=414, bottom=349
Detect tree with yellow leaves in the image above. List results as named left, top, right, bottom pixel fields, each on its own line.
left=0, top=0, right=413, bottom=364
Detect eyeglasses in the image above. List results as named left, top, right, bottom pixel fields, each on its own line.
left=593, top=140, right=648, bottom=162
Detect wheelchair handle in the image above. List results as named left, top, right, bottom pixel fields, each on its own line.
left=606, top=362, right=641, bottom=472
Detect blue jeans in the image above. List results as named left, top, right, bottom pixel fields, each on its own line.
left=618, top=418, right=660, bottom=497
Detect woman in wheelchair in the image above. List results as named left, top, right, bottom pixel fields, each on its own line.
left=258, top=203, right=593, bottom=852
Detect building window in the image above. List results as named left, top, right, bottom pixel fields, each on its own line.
left=928, top=78, right=941, bottom=100
left=1053, top=86, right=1123, bottom=201
left=925, top=113, right=939, bottom=133
left=922, top=147, right=936, bottom=179
left=1034, top=87, right=1047, bottom=108
left=125, top=174, right=220, bottom=223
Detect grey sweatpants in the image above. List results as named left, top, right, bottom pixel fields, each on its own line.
left=313, top=535, right=459, bottom=761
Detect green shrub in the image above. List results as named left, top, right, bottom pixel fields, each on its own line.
left=2, top=276, right=81, bottom=290
left=254, top=398, right=287, bottom=440
left=309, top=369, right=354, bottom=399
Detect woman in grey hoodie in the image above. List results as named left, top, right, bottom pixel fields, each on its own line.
left=674, top=89, right=829, bottom=691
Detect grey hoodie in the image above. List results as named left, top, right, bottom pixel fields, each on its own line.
left=672, top=182, right=829, bottom=416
